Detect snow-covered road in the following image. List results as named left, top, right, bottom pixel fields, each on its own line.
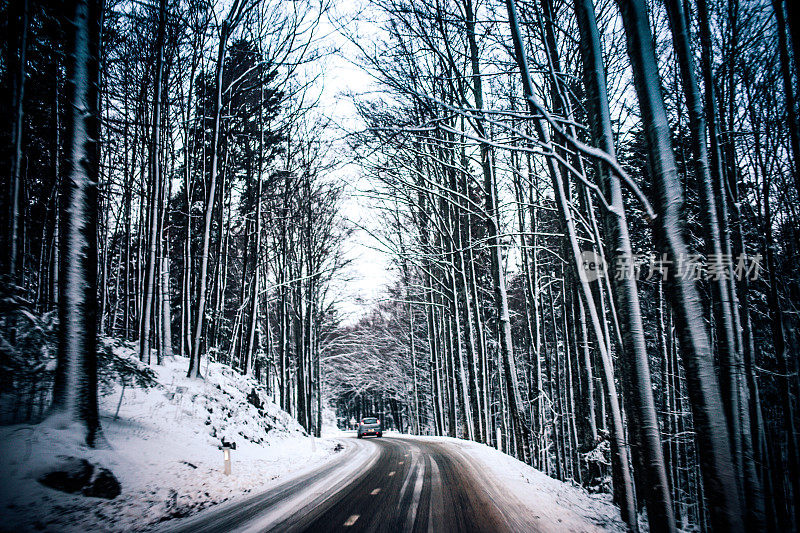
left=157, top=435, right=625, bottom=533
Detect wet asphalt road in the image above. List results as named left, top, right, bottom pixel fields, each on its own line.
left=161, top=436, right=518, bottom=533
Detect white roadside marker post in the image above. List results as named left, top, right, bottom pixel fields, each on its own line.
left=220, top=439, right=236, bottom=475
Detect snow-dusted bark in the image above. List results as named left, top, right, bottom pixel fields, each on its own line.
left=443, top=170, right=474, bottom=440
left=47, top=0, right=103, bottom=448
left=454, top=142, right=483, bottom=443
left=139, top=0, right=167, bottom=365
left=755, top=120, right=800, bottom=526
left=464, top=0, right=530, bottom=463
left=512, top=152, right=543, bottom=457
left=664, top=0, right=766, bottom=527
left=243, top=86, right=265, bottom=376
left=188, top=0, right=254, bottom=379
left=189, top=20, right=228, bottom=378
left=505, top=0, right=635, bottom=524
left=159, top=175, right=173, bottom=362
left=7, top=0, right=28, bottom=280
left=614, top=0, right=744, bottom=527
left=772, top=0, right=800, bottom=198
left=573, top=0, right=674, bottom=526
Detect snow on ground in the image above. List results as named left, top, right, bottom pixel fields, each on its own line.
left=0, top=343, right=340, bottom=532
left=403, top=434, right=628, bottom=533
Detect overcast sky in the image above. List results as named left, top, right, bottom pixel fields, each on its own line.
left=312, top=1, right=395, bottom=325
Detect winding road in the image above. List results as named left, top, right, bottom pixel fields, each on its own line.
left=159, top=435, right=527, bottom=533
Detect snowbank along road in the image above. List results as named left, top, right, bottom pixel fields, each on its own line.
left=158, top=435, right=540, bottom=533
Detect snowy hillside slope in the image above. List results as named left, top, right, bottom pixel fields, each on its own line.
left=0, top=342, right=340, bottom=532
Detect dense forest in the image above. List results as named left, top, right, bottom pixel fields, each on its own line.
left=2, top=0, right=800, bottom=530
left=0, top=0, right=348, bottom=440
left=323, top=0, right=800, bottom=531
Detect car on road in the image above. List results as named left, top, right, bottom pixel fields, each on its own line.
left=356, top=417, right=382, bottom=438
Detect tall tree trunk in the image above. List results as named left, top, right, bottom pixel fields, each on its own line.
left=47, top=0, right=103, bottom=448
left=465, top=0, right=530, bottom=463
left=668, top=0, right=742, bottom=460
left=410, top=299, right=421, bottom=434
left=455, top=142, right=482, bottom=442
left=757, top=125, right=800, bottom=528
left=189, top=22, right=229, bottom=378
left=772, top=0, right=800, bottom=198
left=160, top=165, right=173, bottom=361
left=697, top=3, right=771, bottom=522
left=506, top=1, right=635, bottom=523
left=243, top=89, right=264, bottom=375
left=665, top=0, right=767, bottom=528
left=140, top=0, right=167, bottom=364
left=51, top=69, right=62, bottom=312
left=614, top=0, right=744, bottom=527
left=8, top=0, right=28, bottom=280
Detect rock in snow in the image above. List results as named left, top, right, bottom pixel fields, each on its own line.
left=38, top=456, right=122, bottom=499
